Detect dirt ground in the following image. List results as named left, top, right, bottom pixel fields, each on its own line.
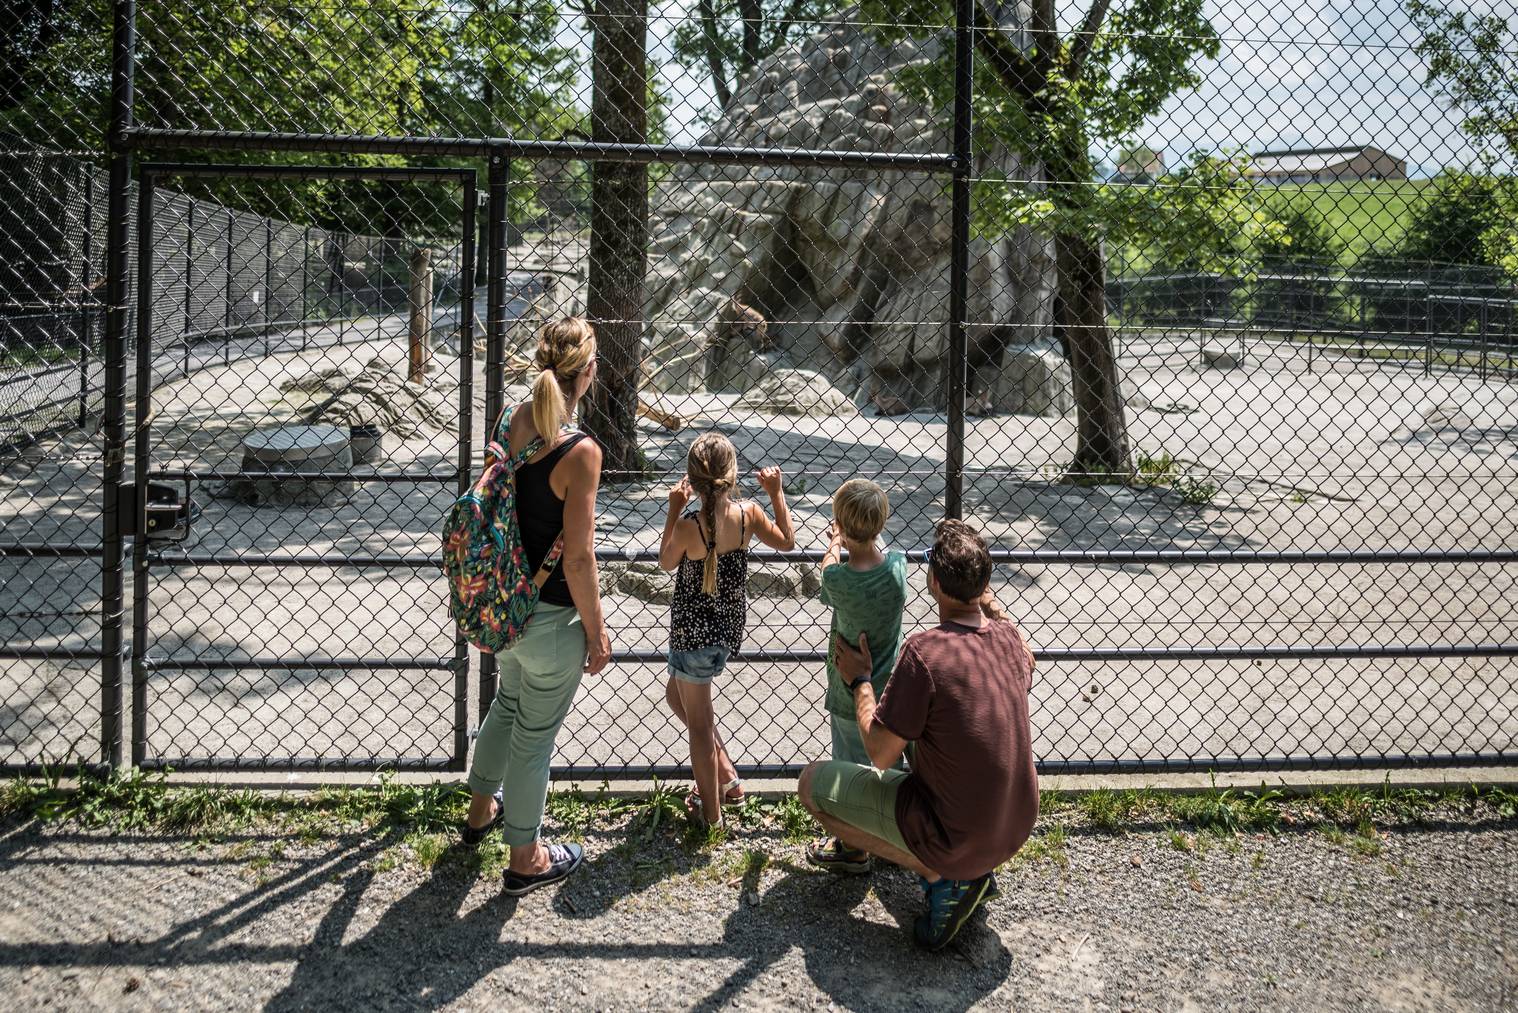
left=0, top=799, right=1514, bottom=1012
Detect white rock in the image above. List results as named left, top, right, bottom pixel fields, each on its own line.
left=1202, top=345, right=1244, bottom=369
left=641, top=12, right=1054, bottom=407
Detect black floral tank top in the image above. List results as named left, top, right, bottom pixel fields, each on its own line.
left=670, top=506, right=749, bottom=654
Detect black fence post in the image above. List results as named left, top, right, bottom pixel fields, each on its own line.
left=479, top=149, right=508, bottom=724
left=300, top=225, right=310, bottom=351
left=183, top=200, right=193, bottom=378
left=130, top=171, right=156, bottom=768
left=454, top=173, right=477, bottom=770
left=224, top=207, right=234, bottom=365
left=78, top=163, right=94, bottom=429
left=263, top=217, right=273, bottom=355
left=100, top=0, right=135, bottom=771
left=944, top=0, right=972, bottom=520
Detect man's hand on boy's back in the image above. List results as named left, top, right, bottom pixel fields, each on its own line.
left=834, top=631, right=872, bottom=681
left=756, top=466, right=784, bottom=499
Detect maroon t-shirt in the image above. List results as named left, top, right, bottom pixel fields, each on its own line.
left=875, top=618, right=1038, bottom=880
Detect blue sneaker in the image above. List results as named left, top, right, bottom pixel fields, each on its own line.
left=913, top=874, right=993, bottom=951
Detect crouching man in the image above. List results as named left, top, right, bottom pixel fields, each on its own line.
left=798, top=519, right=1038, bottom=950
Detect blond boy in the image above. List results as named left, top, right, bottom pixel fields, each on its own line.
left=806, top=478, right=909, bottom=874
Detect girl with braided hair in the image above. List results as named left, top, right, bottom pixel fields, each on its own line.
left=658, top=431, right=795, bottom=828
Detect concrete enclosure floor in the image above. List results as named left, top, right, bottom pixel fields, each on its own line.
left=3, top=326, right=1516, bottom=772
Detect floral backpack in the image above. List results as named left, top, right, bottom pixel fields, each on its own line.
left=443, top=408, right=570, bottom=654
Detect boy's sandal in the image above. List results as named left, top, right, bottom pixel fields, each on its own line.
left=459, top=788, right=505, bottom=848
left=806, top=836, right=872, bottom=875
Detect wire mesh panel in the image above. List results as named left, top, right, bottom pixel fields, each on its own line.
left=128, top=167, right=476, bottom=771
left=1, top=0, right=1516, bottom=776
left=1, top=0, right=116, bottom=769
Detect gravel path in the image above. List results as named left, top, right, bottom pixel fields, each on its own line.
left=0, top=807, right=1513, bottom=1012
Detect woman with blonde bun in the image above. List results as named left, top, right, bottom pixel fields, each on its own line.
left=461, top=317, right=611, bottom=895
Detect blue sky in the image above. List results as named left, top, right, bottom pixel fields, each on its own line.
left=554, top=0, right=1500, bottom=175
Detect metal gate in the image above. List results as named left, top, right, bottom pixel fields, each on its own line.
left=127, top=164, right=477, bottom=771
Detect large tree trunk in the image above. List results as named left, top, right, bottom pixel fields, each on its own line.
left=586, top=0, right=648, bottom=481
left=1057, top=231, right=1130, bottom=477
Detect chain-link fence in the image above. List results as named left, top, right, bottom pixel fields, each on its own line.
left=2, top=0, right=1516, bottom=777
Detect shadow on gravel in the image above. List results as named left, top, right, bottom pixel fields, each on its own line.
left=267, top=852, right=520, bottom=1012
left=698, top=866, right=1012, bottom=1012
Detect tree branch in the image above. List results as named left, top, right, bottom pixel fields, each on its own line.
left=1029, top=0, right=1057, bottom=78
left=739, top=0, right=763, bottom=72
left=1067, top=0, right=1112, bottom=76
left=972, top=0, right=1040, bottom=102
left=697, top=0, right=731, bottom=108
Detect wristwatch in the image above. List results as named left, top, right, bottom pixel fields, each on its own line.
left=848, top=675, right=872, bottom=694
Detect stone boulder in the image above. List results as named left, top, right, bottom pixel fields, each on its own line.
left=982, top=345, right=1073, bottom=417
left=641, top=6, right=1057, bottom=411
left=737, top=368, right=857, bottom=417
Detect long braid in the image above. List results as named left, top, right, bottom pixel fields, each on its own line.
left=700, top=487, right=720, bottom=595
left=686, top=432, right=738, bottom=596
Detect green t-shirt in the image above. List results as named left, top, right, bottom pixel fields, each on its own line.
left=821, top=549, right=909, bottom=719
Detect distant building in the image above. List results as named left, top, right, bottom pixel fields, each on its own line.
left=1113, top=146, right=1165, bottom=182
left=1246, top=145, right=1407, bottom=184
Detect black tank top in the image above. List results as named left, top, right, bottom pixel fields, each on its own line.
left=670, top=505, right=750, bottom=654
left=512, top=422, right=591, bottom=609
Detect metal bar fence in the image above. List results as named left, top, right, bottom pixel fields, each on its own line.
left=2, top=0, right=1516, bottom=778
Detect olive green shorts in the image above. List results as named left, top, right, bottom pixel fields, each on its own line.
left=808, top=760, right=913, bottom=856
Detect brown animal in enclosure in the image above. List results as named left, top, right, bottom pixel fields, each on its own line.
left=719, top=296, right=771, bottom=352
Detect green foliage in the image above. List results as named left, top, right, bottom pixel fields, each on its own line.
left=771, top=793, right=818, bottom=843
left=627, top=777, right=690, bottom=842
left=1258, top=199, right=1345, bottom=267
left=669, top=1, right=837, bottom=113
left=858, top=0, right=1219, bottom=239
left=1409, top=0, right=1518, bottom=156
left=1136, top=450, right=1217, bottom=505
left=1171, top=779, right=1284, bottom=837
left=0, top=0, right=580, bottom=234
left=375, top=772, right=467, bottom=835
left=1383, top=170, right=1512, bottom=266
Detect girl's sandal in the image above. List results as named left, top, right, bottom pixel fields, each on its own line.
left=684, top=790, right=726, bottom=831
left=689, top=777, right=745, bottom=811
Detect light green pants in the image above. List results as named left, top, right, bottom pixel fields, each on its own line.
left=468, top=603, right=585, bottom=846
left=830, top=714, right=908, bottom=771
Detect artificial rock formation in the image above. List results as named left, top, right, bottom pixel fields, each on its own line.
left=642, top=8, right=1066, bottom=416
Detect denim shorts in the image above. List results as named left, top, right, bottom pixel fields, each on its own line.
left=667, top=644, right=731, bottom=684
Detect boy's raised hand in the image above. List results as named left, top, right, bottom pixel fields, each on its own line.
left=668, top=476, right=692, bottom=513
left=757, top=465, right=784, bottom=498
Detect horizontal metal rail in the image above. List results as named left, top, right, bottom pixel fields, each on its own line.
left=0, top=762, right=112, bottom=778
left=125, top=128, right=958, bottom=172
left=597, top=547, right=1518, bottom=565
left=154, top=468, right=457, bottom=484
left=613, top=643, right=1518, bottom=663
left=2, top=545, right=106, bottom=558
left=560, top=750, right=1518, bottom=780
left=140, top=162, right=476, bottom=181
left=137, top=756, right=460, bottom=773
left=134, top=547, right=1518, bottom=567
left=0, top=648, right=109, bottom=660
left=139, top=656, right=460, bottom=671
left=147, top=552, right=440, bottom=567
